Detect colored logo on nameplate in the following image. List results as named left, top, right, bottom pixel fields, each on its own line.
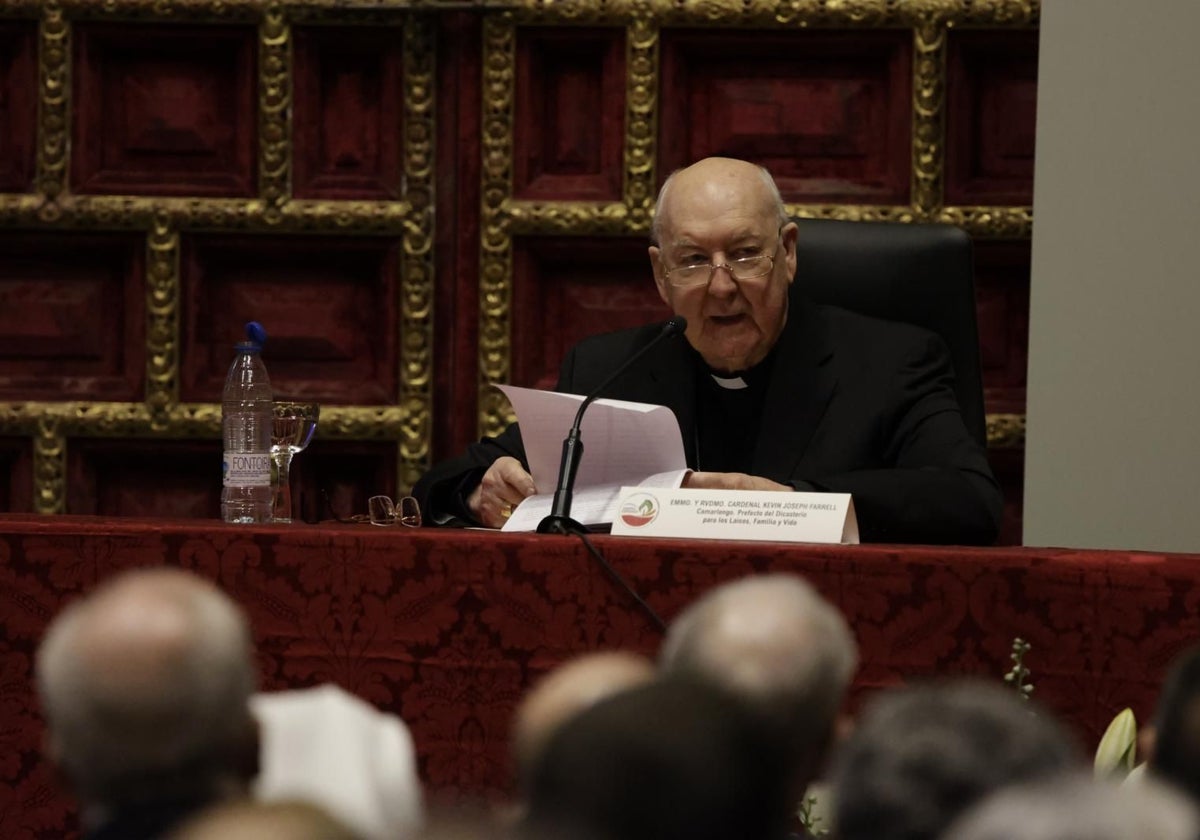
left=619, top=493, right=659, bottom=527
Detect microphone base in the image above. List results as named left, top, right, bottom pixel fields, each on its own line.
left=536, top=515, right=589, bottom=535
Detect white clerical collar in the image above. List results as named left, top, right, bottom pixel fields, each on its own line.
left=710, top=374, right=748, bottom=390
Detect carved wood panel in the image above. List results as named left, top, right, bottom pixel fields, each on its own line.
left=179, top=234, right=399, bottom=406
left=513, top=28, right=626, bottom=201
left=64, top=437, right=396, bottom=521
left=0, top=232, right=145, bottom=401
left=67, top=439, right=224, bottom=518
left=290, top=439, right=400, bottom=524
left=660, top=30, right=913, bottom=204
left=0, top=437, right=32, bottom=513
left=511, top=236, right=667, bottom=391
left=0, top=1, right=1037, bottom=545
left=72, top=23, right=258, bottom=197
left=0, top=22, right=37, bottom=194
left=293, top=25, right=405, bottom=200
left=945, top=30, right=1039, bottom=206
left=974, top=239, right=1032, bottom=417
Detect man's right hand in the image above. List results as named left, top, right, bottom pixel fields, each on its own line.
left=467, top=456, right=538, bottom=529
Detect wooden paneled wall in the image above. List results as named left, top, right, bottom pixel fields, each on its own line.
left=0, top=1, right=1038, bottom=542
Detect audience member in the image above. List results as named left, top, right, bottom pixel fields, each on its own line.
left=511, top=651, right=655, bottom=796
left=252, top=684, right=424, bottom=839
left=1149, top=643, right=1200, bottom=803
left=521, top=677, right=793, bottom=840
left=659, top=573, right=857, bottom=798
left=36, top=567, right=259, bottom=840
left=170, top=799, right=363, bottom=840
left=943, top=772, right=1198, bottom=840
left=831, top=680, right=1080, bottom=840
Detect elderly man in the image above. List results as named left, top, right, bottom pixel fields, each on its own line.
left=659, top=573, right=857, bottom=803
left=36, top=567, right=259, bottom=840
left=415, top=156, right=1001, bottom=544
left=38, top=570, right=424, bottom=840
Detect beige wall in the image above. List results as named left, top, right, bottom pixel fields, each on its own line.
left=1024, top=0, right=1200, bottom=550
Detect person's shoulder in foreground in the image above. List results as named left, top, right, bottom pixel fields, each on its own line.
left=414, top=156, right=1001, bottom=545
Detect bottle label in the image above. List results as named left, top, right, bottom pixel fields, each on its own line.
left=223, top=452, right=271, bottom=487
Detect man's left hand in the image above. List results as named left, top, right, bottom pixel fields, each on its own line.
left=683, top=472, right=792, bottom=492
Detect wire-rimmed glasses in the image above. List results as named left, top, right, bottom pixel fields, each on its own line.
left=664, top=253, right=777, bottom=288
left=320, top=491, right=421, bottom=528
left=661, top=229, right=785, bottom=289
left=367, top=495, right=421, bottom=527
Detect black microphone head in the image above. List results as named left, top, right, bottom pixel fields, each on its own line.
left=664, top=315, right=687, bottom=336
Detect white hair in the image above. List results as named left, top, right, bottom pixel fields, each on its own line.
left=36, top=568, right=257, bottom=807
left=651, top=162, right=790, bottom=245
left=660, top=573, right=857, bottom=757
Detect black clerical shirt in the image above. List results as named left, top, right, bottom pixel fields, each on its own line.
left=692, top=347, right=777, bottom=475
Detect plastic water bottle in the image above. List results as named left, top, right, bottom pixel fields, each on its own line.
left=221, top=321, right=273, bottom=523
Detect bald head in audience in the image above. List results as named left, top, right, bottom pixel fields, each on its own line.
left=659, top=573, right=857, bottom=794
left=512, top=651, right=655, bottom=794
left=36, top=567, right=259, bottom=834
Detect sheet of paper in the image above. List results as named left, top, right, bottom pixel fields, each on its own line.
left=502, top=469, right=690, bottom=532
left=496, top=385, right=688, bottom=492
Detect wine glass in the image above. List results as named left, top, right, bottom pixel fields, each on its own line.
left=270, top=401, right=320, bottom=523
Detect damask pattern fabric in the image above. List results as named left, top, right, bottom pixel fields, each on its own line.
left=1, top=514, right=1197, bottom=839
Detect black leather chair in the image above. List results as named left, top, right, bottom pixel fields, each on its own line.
left=791, top=217, right=987, bottom=448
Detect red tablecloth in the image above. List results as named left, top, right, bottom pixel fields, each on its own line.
left=3, top=514, right=1198, bottom=838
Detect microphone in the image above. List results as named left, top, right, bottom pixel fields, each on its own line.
left=537, top=316, right=687, bottom=535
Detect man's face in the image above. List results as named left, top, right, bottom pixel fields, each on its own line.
left=649, top=164, right=798, bottom=373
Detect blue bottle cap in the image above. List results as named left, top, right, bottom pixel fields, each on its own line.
left=245, top=321, right=268, bottom=346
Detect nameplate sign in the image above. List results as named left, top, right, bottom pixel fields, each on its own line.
left=609, top=487, right=859, bottom=544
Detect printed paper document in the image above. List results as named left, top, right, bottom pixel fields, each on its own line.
left=496, top=384, right=690, bottom=532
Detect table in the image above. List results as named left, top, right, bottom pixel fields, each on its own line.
left=2, top=514, right=1197, bottom=838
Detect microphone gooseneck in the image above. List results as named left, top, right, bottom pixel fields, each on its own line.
left=536, top=316, right=687, bottom=535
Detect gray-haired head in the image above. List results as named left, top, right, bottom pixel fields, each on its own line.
left=651, top=158, right=789, bottom=246
left=36, top=567, right=258, bottom=810
left=659, top=573, right=857, bottom=786
left=944, top=773, right=1198, bottom=840
left=832, top=679, right=1082, bottom=840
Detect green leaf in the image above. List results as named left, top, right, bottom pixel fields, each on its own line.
left=1094, top=708, right=1137, bottom=778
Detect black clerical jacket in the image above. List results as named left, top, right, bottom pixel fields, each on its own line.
left=414, top=299, right=1002, bottom=545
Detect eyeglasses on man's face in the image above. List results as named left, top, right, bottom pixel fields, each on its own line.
left=661, top=233, right=784, bottom=289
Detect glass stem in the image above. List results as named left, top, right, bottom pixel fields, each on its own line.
left=272, top=452, right=294, bottom=523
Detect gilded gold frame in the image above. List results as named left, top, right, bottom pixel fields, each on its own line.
left=0, top=2, right=435, bottom=511
left=0, top=0, right=1036, bottom=515
left=477, top=0, right=1037, bottom=444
